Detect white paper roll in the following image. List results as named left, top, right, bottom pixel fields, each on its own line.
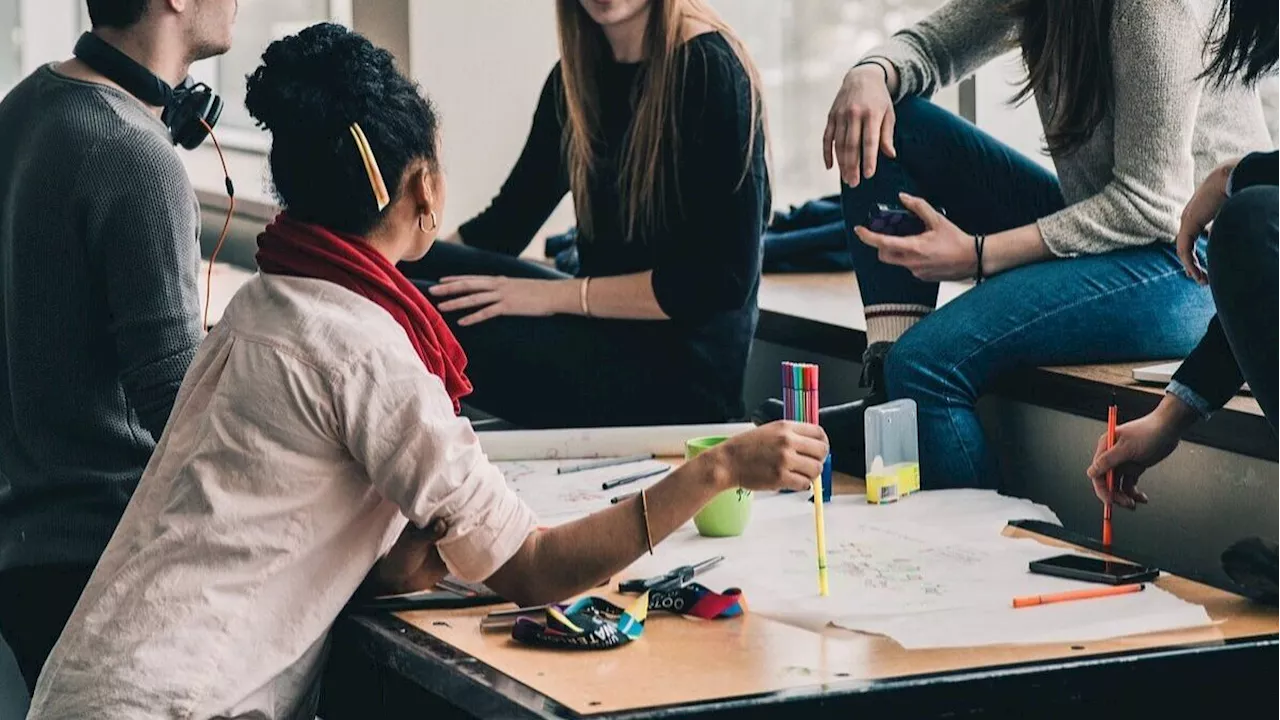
left=476, top=423, right=756, bottom=460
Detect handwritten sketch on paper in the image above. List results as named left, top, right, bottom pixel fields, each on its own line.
left=496, top=459, right=672, bottom=522
left=618, top=490, right=1213, bottom=649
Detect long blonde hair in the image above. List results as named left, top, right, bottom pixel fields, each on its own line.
left=555, top=0, right=767, bottom=243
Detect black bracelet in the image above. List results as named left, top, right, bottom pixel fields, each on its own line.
left=973, top=234, right=987, bottom=284
left=854, top=59, right=890, bottom=86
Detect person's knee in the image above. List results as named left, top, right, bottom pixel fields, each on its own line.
left=1208, top=187, right=1278, bottom=278
left=888, top=96, right=965, bottom=149
left=884, top=326, right=952, bottom=401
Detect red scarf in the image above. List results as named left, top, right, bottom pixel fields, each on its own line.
left=255, top=214, right=472, bottom=413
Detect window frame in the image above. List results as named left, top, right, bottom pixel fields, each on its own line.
left=204, top=0, right=353, bottom=153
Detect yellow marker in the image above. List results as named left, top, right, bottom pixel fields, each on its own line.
left=812, top=478, right=829, bottom=596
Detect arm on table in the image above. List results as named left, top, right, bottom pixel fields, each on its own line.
left=485, top=421, right=825, bottom=607
left=338, top=352, right=827, bottom=604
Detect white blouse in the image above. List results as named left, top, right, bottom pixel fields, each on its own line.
left=29, top=273, right=537, bottom=720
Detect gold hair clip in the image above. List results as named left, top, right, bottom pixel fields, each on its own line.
left=349, top=122, right=391, bottom=212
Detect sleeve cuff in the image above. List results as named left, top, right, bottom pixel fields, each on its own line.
left=1166, top=380, right=1214, bottom=419
left=436, top=471, right=539, bottom=583
left=1034, top=214, right=1082, bottom=258
left=859, top=43, right=921, bottom=101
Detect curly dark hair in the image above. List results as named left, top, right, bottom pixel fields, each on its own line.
left=245, top=23, right=441, bottom=236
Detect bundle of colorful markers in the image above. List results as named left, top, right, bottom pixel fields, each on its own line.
left=781, top=362, right=819, bottom=427
left=781, top=362, right=829, bottom=597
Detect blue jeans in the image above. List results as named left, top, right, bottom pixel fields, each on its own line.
left=843, top=98, right=1216, bottom=489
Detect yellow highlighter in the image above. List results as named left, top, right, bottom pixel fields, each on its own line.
left=813, top=477, right=829, bottom=596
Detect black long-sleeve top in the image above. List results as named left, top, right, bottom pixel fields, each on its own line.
left=1170, top=150, right=1277, bottom=414
left=458, top=32, right=770, bottom=421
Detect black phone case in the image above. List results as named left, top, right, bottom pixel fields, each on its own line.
left=1028, top=558, right=1159, bottom=585
left=867, top=204, right=925, bottom=236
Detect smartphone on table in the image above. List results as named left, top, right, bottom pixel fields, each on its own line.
left=1029, top=554, right=1160, bottom=585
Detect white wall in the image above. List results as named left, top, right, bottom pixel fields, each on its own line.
left=409, top=0, right=573, bottom=244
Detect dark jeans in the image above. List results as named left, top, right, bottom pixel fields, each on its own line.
left=546, top=197, right=852, bottom=275
left=0, top=563, right=95, bottom=694
left=400, top=242, right=732, bottom=429
left=841, top=98, right=1215, bottom=489
left=1209, top=186, right=1279, bottom=429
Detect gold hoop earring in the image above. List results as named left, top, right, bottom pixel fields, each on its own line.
left=419, top=212, right=438, bottom=234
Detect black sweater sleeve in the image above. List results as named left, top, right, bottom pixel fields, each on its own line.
left=650, top=40, right=768, bottom=323
left=1171, top=316, right=1246, bottom=414
left=457, top=67, right=570, bottom=256
left=1230, top=150, right=1277, bottom=193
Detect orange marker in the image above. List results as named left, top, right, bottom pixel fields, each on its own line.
left=1102, top=395, right=1117, bottom=548
left=1013, top=583, right=1144, bottom=609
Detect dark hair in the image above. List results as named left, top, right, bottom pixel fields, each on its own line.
left=244, top=23, right=441, bottom=236
left=86, top=0, right=148, bottom=29
left=1009, top=0, right=1114, bottom=158
left=1203, top=0, right=1278, bottom=87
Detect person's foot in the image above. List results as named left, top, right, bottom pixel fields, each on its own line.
left=749, top=342, right=892, bottom=476
left=1221, top=537, right=1278, bottom=605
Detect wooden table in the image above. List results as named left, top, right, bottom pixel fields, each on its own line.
left=318, top=475, right=1278, bottom=719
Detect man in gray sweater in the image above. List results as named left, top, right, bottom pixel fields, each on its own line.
left=0, top=0, right=237, bottom=694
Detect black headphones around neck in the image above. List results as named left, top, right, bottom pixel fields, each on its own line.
left=73, top=32, right=222, bottom=150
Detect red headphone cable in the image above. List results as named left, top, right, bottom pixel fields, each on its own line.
left=198, top=117, right=235, bottom=331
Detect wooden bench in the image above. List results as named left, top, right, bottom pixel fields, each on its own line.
left=757, top=272, right=1273, bottom=461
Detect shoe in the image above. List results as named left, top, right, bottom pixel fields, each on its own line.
left=1222, top=537, right=1278, bottom=605
left=750, top=342, right=892, bottom=476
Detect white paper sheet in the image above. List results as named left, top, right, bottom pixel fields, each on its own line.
left=478, top=423, right=754, bottom=461
left=616, top=490, right=1213, bottom=648
left=835, top=588, right=1214, bottom=649
left=497, top=459, right=673, bottom=521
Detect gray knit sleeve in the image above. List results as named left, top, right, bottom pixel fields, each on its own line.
left=861, top=0, right=1017, bottom=102
left=1035, top=0, right=1207, bottom=256
left=80, top=128, right=203, bottom=442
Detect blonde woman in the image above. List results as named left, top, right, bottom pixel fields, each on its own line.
left=403, top=0, right=770, bottom=429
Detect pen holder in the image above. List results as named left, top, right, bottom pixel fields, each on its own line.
left=688, top=436, right=753, bottom=537
left=865, top=399, right=921, bottom=504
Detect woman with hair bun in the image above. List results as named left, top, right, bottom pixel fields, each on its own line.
left=25, top=23, right=826, bottom=720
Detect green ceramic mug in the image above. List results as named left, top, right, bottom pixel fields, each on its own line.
left=688, top=436, right=753, bottom=537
